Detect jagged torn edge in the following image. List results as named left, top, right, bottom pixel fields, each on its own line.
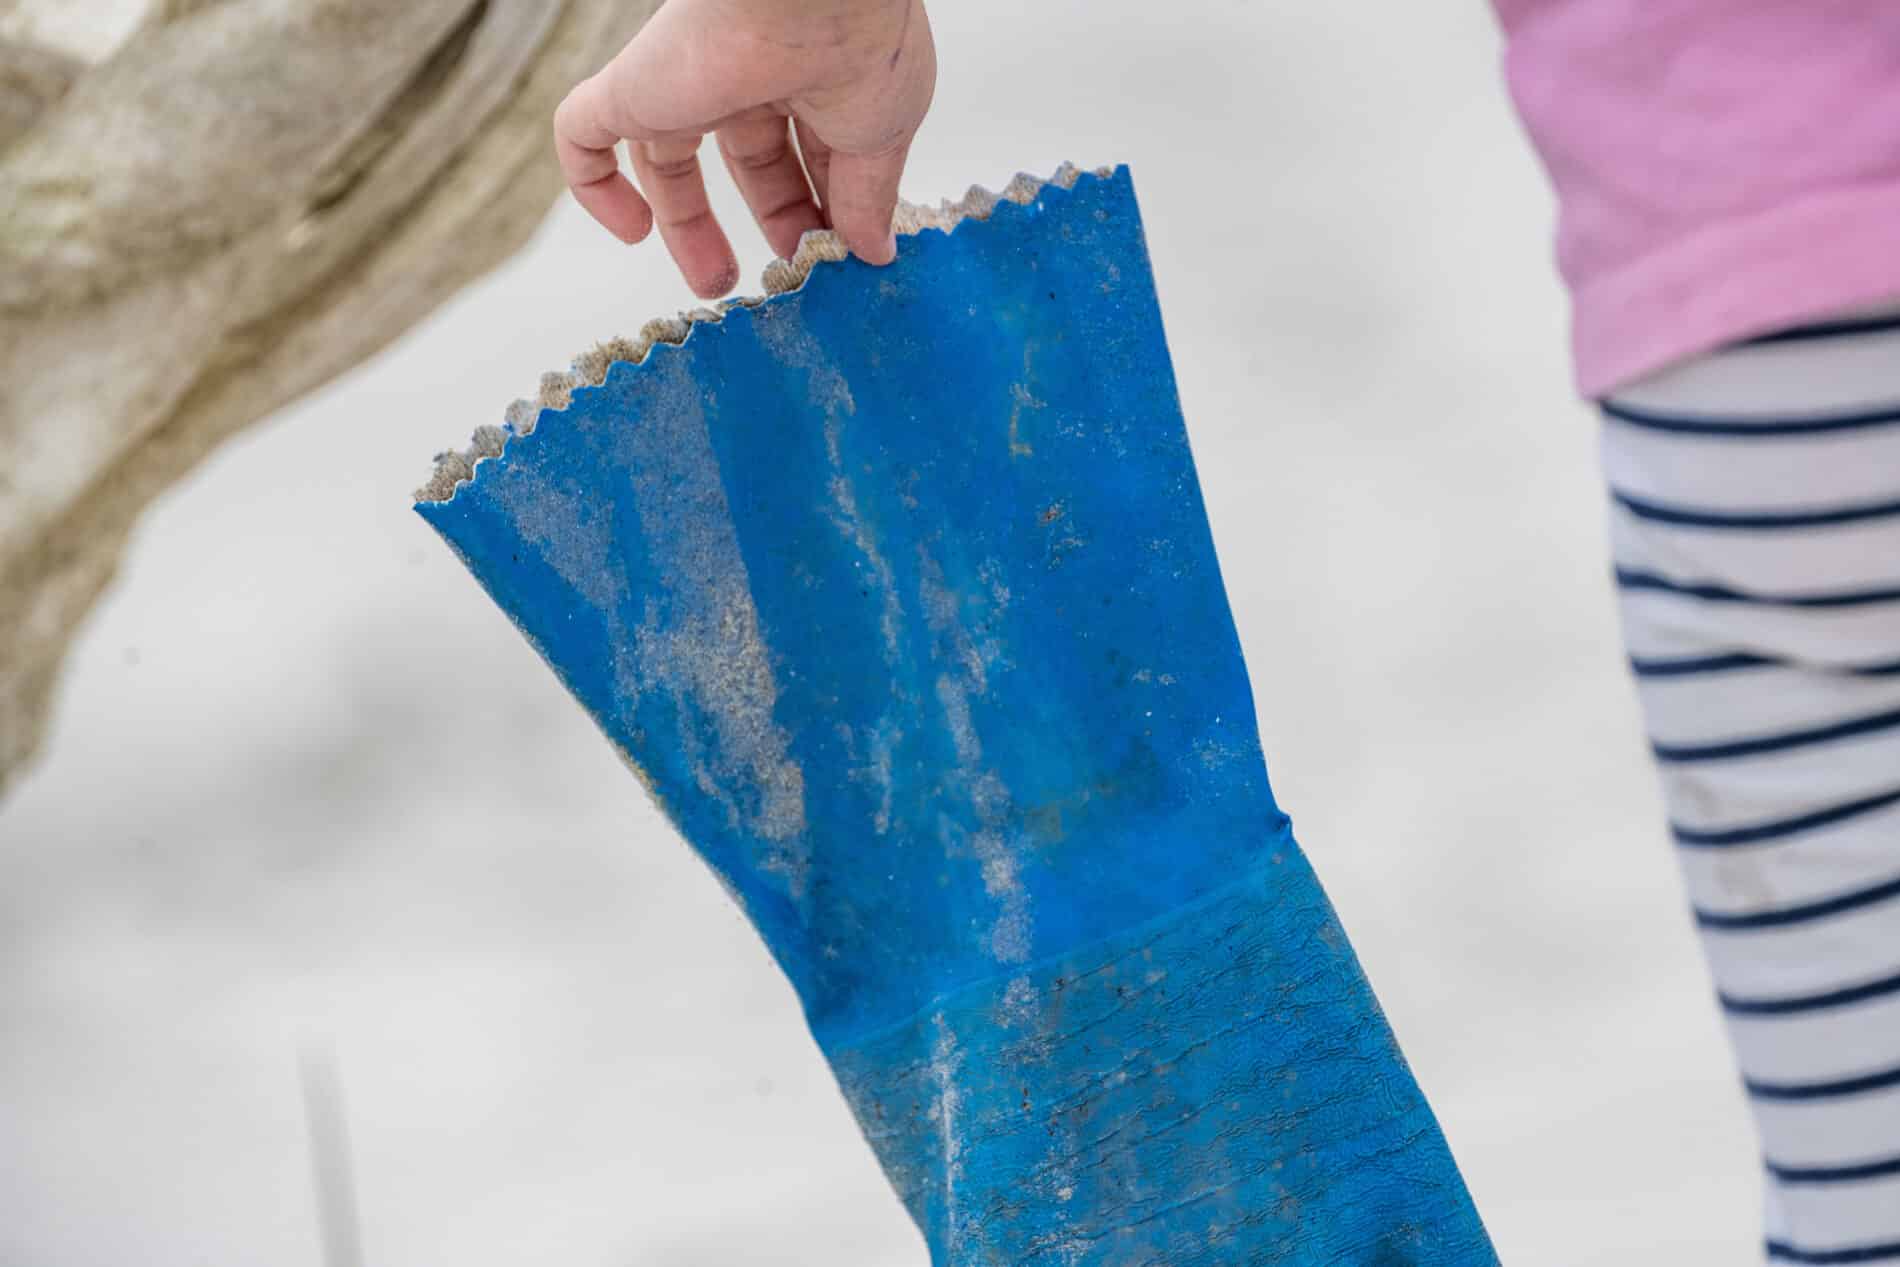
left=415, top=162, right=1115, bottom=504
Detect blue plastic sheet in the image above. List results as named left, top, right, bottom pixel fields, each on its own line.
left=419, top=167, right=1496, bottom=1265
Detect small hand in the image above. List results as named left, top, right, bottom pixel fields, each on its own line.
left=554, top=0, right=937, bottom=298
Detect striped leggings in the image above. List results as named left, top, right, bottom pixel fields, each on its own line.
left=1602, top=310, right=1900, bottom=1264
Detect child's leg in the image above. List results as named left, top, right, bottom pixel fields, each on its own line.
left=1602, top=311, right=1900, bottom=1263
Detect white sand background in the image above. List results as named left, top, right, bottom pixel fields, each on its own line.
left=0, top=3, right=1760, bottom=1263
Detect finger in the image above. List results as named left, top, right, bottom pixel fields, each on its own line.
left=823, top=141, right=911, bottom=266
left=793, top=119, right=833, bottom=223
left=629, top=135, right=740, bottom=299
left=717, top=112, right=824, bottom=260
left=553, top=78, right=654, bottom=243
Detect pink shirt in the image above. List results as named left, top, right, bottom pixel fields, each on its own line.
left=1495, top=1, right=1900, bottom=395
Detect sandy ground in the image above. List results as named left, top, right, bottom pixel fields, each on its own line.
left=0, top=3, right=1762, bottom=1263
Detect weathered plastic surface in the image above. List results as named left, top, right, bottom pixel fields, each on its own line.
left=418, top=167, right=1497, bottom=1265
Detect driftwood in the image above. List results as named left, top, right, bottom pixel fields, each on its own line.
left=0, top=0, right=662, bottom=791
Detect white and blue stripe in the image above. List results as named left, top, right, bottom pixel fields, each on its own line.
left=1602, top=306, right=1900, bottom=1265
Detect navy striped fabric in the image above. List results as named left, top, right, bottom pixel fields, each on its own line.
left=1632, top=653, right=1900, bottom=679
left=1602, top=311, right=1900, bottom=1265
left=1741, top=311, right=1900, bottom=346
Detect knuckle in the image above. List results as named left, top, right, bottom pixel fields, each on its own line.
left=759, top=193, right=813, bottom=221
left=646, top=153, right=701, bottom=181
left=662, top=207, right=718, bottom=232
left=727, top=141, right=791, bottom=173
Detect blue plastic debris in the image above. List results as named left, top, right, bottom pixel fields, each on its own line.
left=418, top=165, right=1496, bottom=1265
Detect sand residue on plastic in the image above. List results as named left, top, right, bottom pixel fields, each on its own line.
left=919, top=550, right=1030, bottom=965
left=618, top=354, right=810, bottom=874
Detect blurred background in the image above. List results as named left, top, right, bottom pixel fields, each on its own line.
left=0, top=1, right=1760, bottom=1263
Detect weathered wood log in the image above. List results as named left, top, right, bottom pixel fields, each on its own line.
left=0, top=0, right=662, bottom=791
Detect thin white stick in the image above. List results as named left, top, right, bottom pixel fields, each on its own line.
left=299, top=1042, right=366, bottom=1267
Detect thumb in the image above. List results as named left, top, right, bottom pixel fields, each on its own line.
left=553, top=73, right=654, bottom=244
left=555, top=2, right=809, bottom=243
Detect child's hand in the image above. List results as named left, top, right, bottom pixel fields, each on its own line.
left=554, top=0, right=936, bottom=298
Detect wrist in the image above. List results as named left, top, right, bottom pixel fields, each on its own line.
left=699, top=0, right=916, bottom=54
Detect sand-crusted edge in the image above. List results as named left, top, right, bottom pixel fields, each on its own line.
left=415, top=162, right=1114, bottom=504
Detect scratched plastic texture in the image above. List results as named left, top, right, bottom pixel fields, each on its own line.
left=418, top=167, right=1496, bottom=1265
